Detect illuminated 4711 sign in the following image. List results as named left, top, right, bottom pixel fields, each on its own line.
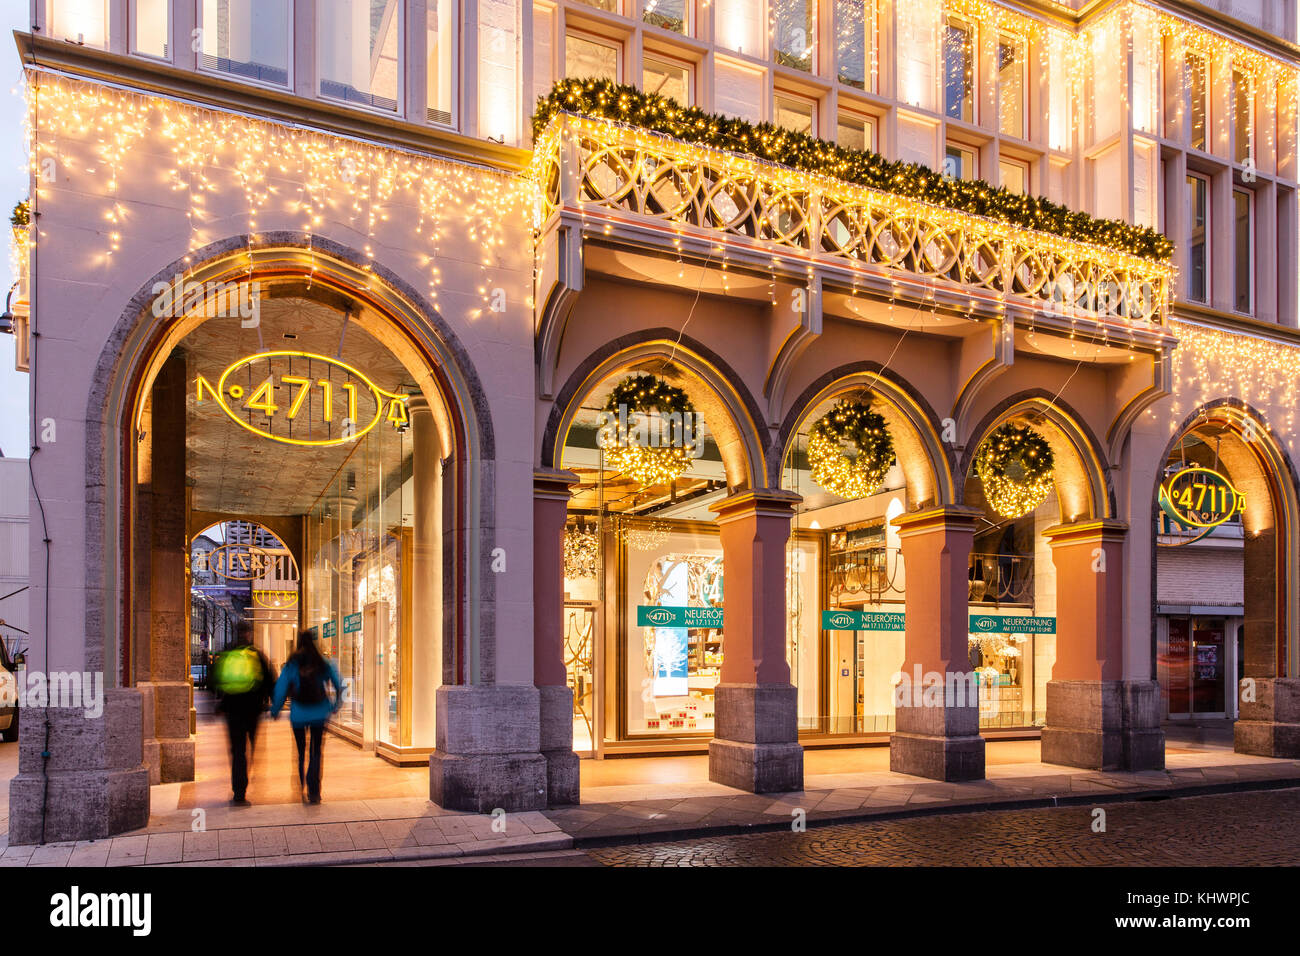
left=1158, top=466, right=1245, bottom=530
left=196, top=351, right=410, bottom=447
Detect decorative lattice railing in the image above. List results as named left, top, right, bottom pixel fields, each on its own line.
left=535, top=114, right=1172, bottom=327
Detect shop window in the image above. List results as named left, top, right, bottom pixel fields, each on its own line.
left=318, top=0, right=402, bottom=113
left=999, top=157, right=1029, bottom=195
left=997, top=33, right=1026, bottom=139
left=775, top=93, right=816, bottom=136
left=1234, top=188, right=1252, bottom=314
left=566, top=32, right=621, bottom=82
left=1232, top=68, right=1254, bottom=166
left=427, top=0, right=456, bottom=125
left=944, top=143, right=977, bottom=181
left=197, top=0, right=292, bottom=87
left=837, top=111, right=877, bottom=154
left=1186, top=51, right=1208, bottom=151
left=1186, top=174, right=1208, bottom=303
left=644, top=55, right=692, bottom=106
left=943, top=16, right=976, bottom=123
left=50, top=0, right=109, bottom=49
left=131, top=0, right=170, bottom=59
left=835, top=0, right=877, bottom=92
left=773, top=0, right=815, bottom=72
left=643, top=0, right=688, bottom=35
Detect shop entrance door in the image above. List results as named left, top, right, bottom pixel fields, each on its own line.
left=1190, top=617, right=1226, bottom=716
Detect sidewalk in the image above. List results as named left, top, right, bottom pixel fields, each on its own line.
left=3, top=745, right=1298, bottom=866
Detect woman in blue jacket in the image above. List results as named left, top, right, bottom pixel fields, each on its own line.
left=272, top=630, right=344, bottom=804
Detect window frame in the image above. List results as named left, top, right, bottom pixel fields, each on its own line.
left=194, top=0, right=295, bottom=92
left=1186, top=172, right=1210, bottom=304
left=772, top=0, right=817, bottom=74
left=836, top=108, right=878, bottom=155
left=317, top=0, right=406, bottom=116
left=996, top=32, right=1027, bottom=141
left=130, top=0, right=172, bottom=62
left=774, top=90, right=819, bottom=138
left=565, top=29, right=625, bottom=84
left=1186, top=51, right=1209, bottom=152
left=426, top=0, right=459, bottom=129
left=834, top=0, right=878, bottom=94
left=643, top=53, right=695, bottom=106
left=943, top=15, right=977, bottom=124
left=642, top=0, right=691, bottom=36
left=998, top=156, right=1030, bottom=196
left=49, top=0, right=111, bottom=50
left=1231, top=67, right=1255, bottom=166
left=944, top=142, right=978, bottom=182
left=1232, top=186, right=1253, bottom=315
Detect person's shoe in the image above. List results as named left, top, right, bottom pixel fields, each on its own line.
left=231, top=797, right=250, bottom=806
left=308, top=794, right=321, bottom=805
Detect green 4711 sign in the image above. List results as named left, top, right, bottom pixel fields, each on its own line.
left=637, top=606, right=724, bottom=628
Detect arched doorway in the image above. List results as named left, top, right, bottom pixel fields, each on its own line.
left=121, top=246, right=470, bottom=781
left=1156, top=403, right=1300, bottom=758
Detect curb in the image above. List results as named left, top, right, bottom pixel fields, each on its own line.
left=155, top=834, right=575, bottom=868
left=563, top=774, right=1300, bottom=849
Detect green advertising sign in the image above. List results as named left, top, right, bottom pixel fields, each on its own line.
left=636, top=606, right=724, bottom=628
left=343, top=612, right=363, bottom=634
left=322, top=620, right=337, bottom=639
left=968, top=614, right=1056, bottom=634
left=821, top=610, right=906, bottom=631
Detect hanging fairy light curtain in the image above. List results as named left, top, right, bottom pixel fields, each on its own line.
left=974, top=422, right=1055, bottom=519
left=807, top=398, right=896, bottom=500
left=600, top=374, right=700, bottom=485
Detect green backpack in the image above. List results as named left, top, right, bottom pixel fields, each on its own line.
left=215, top=645, right=264, bottom=695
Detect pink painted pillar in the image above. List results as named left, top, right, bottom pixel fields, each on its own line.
left=1042, top=520, right=1163, bottom=770
left=708, top=489, right=803, bottom=793
left=890, top=506, right=985, bottom=781
left=534, top=468, right=581, bottom=805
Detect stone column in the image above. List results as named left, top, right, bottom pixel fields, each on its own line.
left=1041, top=519, right=1164, bottom=770
left=533, top=468, right=580, bottom=805
left=1234, top=526, right=1300, bottom=756
left=409, top=397, right=441, bottom=749
left=708, top=489, right=803, bottom=793
left=139, top=352, right=194, bottom=783
left=890, top=506, right=984, bottom=781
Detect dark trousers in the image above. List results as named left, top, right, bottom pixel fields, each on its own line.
left=293, top=721, right=326, bottom=800
left=224, top=706, right=261, bottom=799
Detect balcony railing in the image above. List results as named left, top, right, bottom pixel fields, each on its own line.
left=535, top=114, right=1171, bottom=327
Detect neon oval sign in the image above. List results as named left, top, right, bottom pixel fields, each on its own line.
left=1158, top=466, right=1245, bottom=530
left=197, top=351, right=410, bottom=447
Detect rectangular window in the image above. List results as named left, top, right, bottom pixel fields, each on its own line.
left=1187, top=52, right=1207, bottom=150
left=999, top=157, right=1029, bottom=195
left=1233, top=68, right=1254, bottom=165
left=775, top=94, right=816, bottom=136
left=573, top=0, right=620, bottom=11
left=644, top=56, right=692, bottom=106
left=52, top=0, right=109, bottom=49
left=1186, top=174, right=1208, bottom=303
left=132, top=0, right=170, bottom=58
left=715, top=0, right=763, bottom=58
left=945, top=143, right=977, bottom=181
left=835, top=0, right=876, bottom=92
left=998, top=34, right=1025, bottom=139
left=318, top=0, right=402, bottom=112
left=837, top=111, right=877, bottom=153
left=643, top=0, right=687, bottom=34
left=1234, top=188, right=1252, bottom=314
left=566, top=33, right=621, bottom=82
left=944, top=17, right=976, bottom=122
left=773, top=0, right=815, bottom=72
left=197, top=0, right=292, bottom=87
left=427, top=0, right=455, bottom=125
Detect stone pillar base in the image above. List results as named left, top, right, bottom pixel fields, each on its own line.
left=1041, top=679, right=1164, bottom=771
left=889, top=731, right=985, bottom=781
left=538, top=684, right=579, bottom=806
left=158, top=738, right=195, bottom=783
left=1235, top=677, right=1300, bottom=758
left=709, top=684, right=802, bottom=793
left=429, top=684, right=546, bottom=812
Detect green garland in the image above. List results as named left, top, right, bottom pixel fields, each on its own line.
left=601, top=374, right=698, bottom=485
left=974, top=423, right=1056, bottom=519
left=808, top=400, right=896, bottom=500
left=603, top=374, right=693, bottom=419
left=10, top=200, right=29, bottom=230
left=534, top=78, right=1173, bottom=263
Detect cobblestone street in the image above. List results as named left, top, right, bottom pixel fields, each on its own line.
left=584, top=788, right=1300, bottom=867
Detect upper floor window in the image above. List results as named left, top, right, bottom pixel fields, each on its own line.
left=944, top=143, right=976, bottom=181
left=773, top=0, right=815, bottom=73
left=715, top=0, right=763, bottom=58
left=1186, top=173, right=1208, bottom=303
left=999, top=157, right=1029, bottom=195
left=567, top=32, right=621, bottom=82
left=197, top=0, right=292, bottom=88
left=427, top=0, right=455, bottom=125
left=574, top=0, right=620, bottom=11
left=775, top=93, right=816, bottom=136
left=132, top=0, right=170, bottom=59
left=644, top=56, right=692, bottom=106
left=1232, top=68, right=1254, bottom=165
left=944, top=17, right=976, bottom=122
left=1234, top=188, right=1252, bottom=314
left=318, top=0, right=402, bottom=113
left=1186, top=52, right=1208, bottom=151
left=50, top=0, right=108, bottom=49
left=837, top=110, right=876, bottom=153
left=835, top=0, right=876, bottom=92
left=997, top=34, right=1025, bottom=139
left=643, top=0, right=688, bottom=35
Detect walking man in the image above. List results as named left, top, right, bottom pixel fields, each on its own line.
left=214, top=619, right=276, bottom=806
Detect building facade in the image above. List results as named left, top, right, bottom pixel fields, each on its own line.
left=8, top=0, right=1300, bottom=843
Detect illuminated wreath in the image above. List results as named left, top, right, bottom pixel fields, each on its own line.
left=974, top=423, right=1055, bottom=519
left=807, top=399, right=896, bottom=500
left=600, top=374, right=699, bottom=485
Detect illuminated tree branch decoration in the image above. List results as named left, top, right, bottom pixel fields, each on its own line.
left=807, top=399, right=896, bottom=500
left=974, top=423, right=1055, bottom=519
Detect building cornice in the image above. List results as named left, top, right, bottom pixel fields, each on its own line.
left=14, top=31, right=532, bottom=174
left=1171, top=302, right=1300, bottom=347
